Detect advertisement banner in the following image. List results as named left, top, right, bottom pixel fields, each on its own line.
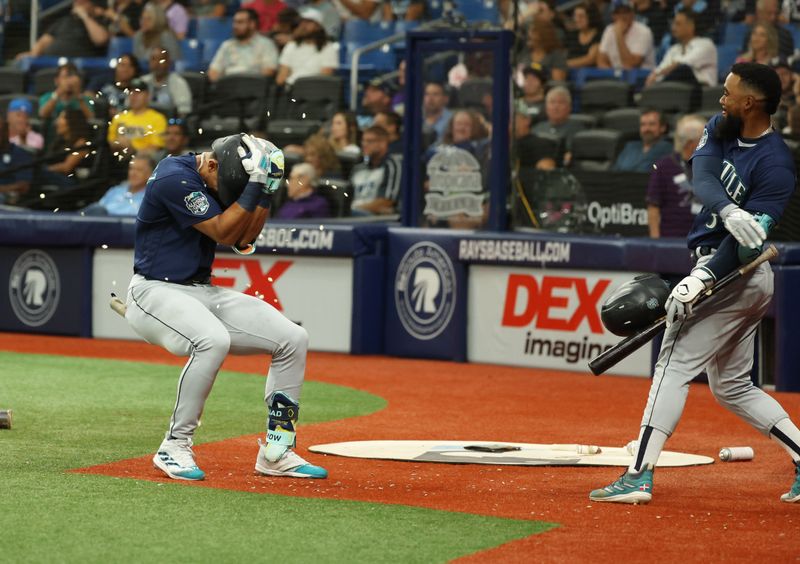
left=467, top=265, right=651, bottom=377
left=0, top=247, right=90, bottom=336
left=92, top=250, right=353, bottom=352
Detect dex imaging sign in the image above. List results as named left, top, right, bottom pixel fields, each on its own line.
left=467, top=266, right=651, bottom=376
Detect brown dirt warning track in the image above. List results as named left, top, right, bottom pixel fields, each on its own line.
left=2, top=333, right=800, bottom=563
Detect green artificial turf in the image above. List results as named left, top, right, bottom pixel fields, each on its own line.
left=0, top=352, right=555, bottom=563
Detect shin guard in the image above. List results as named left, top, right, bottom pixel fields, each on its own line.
left=264, top=392, right=299, bottom=462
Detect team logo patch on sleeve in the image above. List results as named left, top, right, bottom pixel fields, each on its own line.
left=697, top=128, right=708, bottom=150
left=184, top=191, right=210, bottom=215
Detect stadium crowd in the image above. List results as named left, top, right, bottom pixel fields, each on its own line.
left=0, top=0, right=798, bottom=234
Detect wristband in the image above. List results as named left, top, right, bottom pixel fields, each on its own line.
left=236, top=181, right=263, bottom=212
left=258, top=192, right=272, bottom=209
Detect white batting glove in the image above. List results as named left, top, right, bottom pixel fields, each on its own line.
left=664, top=270, right=713, bottom=327
left=720, top=205, right=767, bottom=249
left=237, top=133, right=271, bottom=185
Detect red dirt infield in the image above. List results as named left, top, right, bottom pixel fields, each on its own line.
left=3, top=333, right=799, bottom=562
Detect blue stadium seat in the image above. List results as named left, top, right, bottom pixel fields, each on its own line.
left=342, top=43, right=396, bottom=72
left=458, top=0, right=500, bottom=24
left=186, top=18, right=198, bottom=39
left=108, top=36, right=134, bottom=59
left=179, top=39, right=203, bottom=71
left=723, top=22, right=748, bottom=46
left=202, top=39, right=224, bottom=67
left=428, top=0, right=444, bottom=19
left=570, top=67, right=626, bottom=89
left=343, top=20, right=393, bottom=44
left=17, top=56, right=63, bottom=73
left=196, top=17, right=232, bottom=42
left=793, top=26, right=800, bottom=51
left=717, top=44, right=739, bottom=81
left=75, top=58, right=111, bottom=72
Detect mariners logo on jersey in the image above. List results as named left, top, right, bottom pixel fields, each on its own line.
left=184, top=191, right=210, bottom=215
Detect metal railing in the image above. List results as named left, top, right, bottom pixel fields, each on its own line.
left=348, top=32, right=406, bottom=110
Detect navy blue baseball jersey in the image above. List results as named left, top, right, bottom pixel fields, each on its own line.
left=687, top=113, right=796, bottom=249
left=134, top=154, right=223, bottom=283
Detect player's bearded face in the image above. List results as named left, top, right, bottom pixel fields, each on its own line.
left=716, top=109, right=744, bottom=142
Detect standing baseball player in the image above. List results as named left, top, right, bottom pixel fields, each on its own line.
left=590, top=63, right=800, bottom=504
left=124, top=133, right=327, bottom=481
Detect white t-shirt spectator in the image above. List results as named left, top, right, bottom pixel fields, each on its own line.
left=278, top=41, right=339, bottom=85
left=654, top=37, right=718, bottom=86
left=599, top=21, right=656, bottom=69
left=209, top=35, right=279, bottom=78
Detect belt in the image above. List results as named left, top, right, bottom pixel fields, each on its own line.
left=690, top=246, right=716, bottom=264
left=143, top=274, right=211, bottom=286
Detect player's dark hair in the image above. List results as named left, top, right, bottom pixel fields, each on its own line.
left=731, top=62, right=782, bottom=115
left=377, top=111, right=402, bottom=133
left=676, top=8, right=696, bottom=26
left=640, top=107, right=667, bottom=128
left=364, top=125, right=389, bottom=140
left=237, top=8, right=261, bottom=28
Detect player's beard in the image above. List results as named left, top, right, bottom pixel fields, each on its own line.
left=715, top=112, right=744, bottom=142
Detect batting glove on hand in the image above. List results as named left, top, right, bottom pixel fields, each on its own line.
left=720, top=204, right=767, bottom=249
left=664, top=270, right=713, bottom=327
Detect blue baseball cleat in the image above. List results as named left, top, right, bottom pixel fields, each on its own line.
left=153, top=437, right=205, bottom=481
left=589, top=465, right=654, bottom=504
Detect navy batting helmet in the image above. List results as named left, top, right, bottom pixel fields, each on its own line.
left=600, top=274, right=670, bottom=336
left=211, top=134, right=250, bottom=208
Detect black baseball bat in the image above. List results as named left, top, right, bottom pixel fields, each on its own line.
left=588, top=244, right=779, bottom=376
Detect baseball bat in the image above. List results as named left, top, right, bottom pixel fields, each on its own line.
left=109, top=293, right=128, bottom=317
left=588, top=244, right=779, bottom=376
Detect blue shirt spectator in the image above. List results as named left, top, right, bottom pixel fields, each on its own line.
left=87, top=155, right=156, bottom=216
left=613, top=109, right=672, bottom=172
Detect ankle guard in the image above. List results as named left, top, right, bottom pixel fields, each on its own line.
left=264, top=391, right=299, bottom=462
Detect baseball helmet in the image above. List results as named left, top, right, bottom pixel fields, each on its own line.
left=600, top=274, right=670, bottom=336
left=211, top=134, right=250, bottom=208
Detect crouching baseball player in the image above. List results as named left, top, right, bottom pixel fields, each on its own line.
left=590, top=63, right=800, bottom=504
left=124, top=133, right=327, bottom=481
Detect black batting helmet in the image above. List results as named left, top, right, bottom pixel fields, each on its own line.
left=211, top=134, right=250, bottom=208
left=600, top=274, right=670, bottom=336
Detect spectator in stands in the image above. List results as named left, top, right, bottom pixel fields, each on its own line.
left=382, top=0, right=425, bottom=21
left=532, top=86, right=584, bottom=162
left=373, top=111, right=403, bottom=155
left=392, top=59, right=406, bottom=114
left=360, top=79, right=394, bottom=127
left=645, top=9, right=717, bottom=87
left=516, top=64, right=547, bottom=123
left=612, top=108, right=671, bottom=172
left=646, top=114, right=705, bottom=238
left=156, top=0, right=190, bottom=39
left=303, top=133, right=343, bottom=178
left=0, top=114, right=34, bottom=205
left=8, top=98, right=44, bottom=153
left=597, top=0, right=655, bottom=70
left=565, top=2, right=602, bottom=69
left=783, top=103, right=800, bottom=139
left=208, top=9, right=279, bottom=82
left=773, top=57, right=797, bottom=111
left=270, top=7, right=301, bottom=51
left=524, top=18, right=568, bottom=82
left=350, top=125, right=401, bottom=216
left=527, top=0, right=567, bottom=39
left=42, top=109, right=92, bottom=189
left=631, top=0, right=669, bottom=46
left=134, top=2, right=181, bottom=63
left=96, top=54, right=142, bottom=118
left=306, top=0, right=342, bottom=38
left=423, top=82, right=452, bottom=144
left=107, top=78, right=168, bottom=156
left=737, top=22, right=780, bottom=64
left=39, top=63, right=94, bottom=148
left=87, top=154, right=156, bottom=216
left=142, top=47, right=193, bottom=117
left=191, top=0, right=229, bottom=18
left=16, top=0, right=110, bottom=59
left=332, top=0, right=381, bottom=23
left=743, top=0, right=794, bottom=58
left=274, top=162, right=331, bottom=219
left=155, top=118, right=191, bottom=159
left=242, top=0, right=288, bottom=34
left=329, top=110, right=361, bottom=154
left=670, top=0, right=714, bottom=38
left=781, top=0, right=800, bottom=22
left=276, top=8, right=339, bottom=87
left=103, top=0, right=145, bottom=37
left=515, top=108, right=559, bottom=169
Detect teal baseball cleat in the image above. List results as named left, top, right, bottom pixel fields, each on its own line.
left=781, top=462, right=800, bottom=503
left=589, top=465, right=654, bottom=504
left=255, top=439, right=328, bottom=479
left=153, top=437, right=205, bottom=481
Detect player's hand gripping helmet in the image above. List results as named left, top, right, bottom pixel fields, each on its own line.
left=600, top=274, right=671, bottom=336
left=211, top=134, right=284, bottom=208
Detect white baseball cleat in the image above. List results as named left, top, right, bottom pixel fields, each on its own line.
left=153, top=437, right=205, bottom=481
left=255, top=439, right=328, bottom=479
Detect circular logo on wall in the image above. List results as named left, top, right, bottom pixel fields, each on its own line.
left=9, top=250, right=60, bottom=327
left=394, top=242, right=456, bottom=340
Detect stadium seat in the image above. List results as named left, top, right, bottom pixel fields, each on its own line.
left=317, top=178, right=353, bottom=217
left=342, top=43, right=396, bottom=72
left=639, top=81, right=697, bottom=115
left=180, top=72, right=208, bottom=108
left=570, top=67, right=625, bottom=89
left=517, top=132, right=563, bottom=166
left=0, top=68, right=26, bottom=95
left=32, top=67, right=62, bottom=96
left=717, top=44, right=739, bottom=81
left=336, top=150, right=362, bottom=179
left=342, top=20, right=393, bottom=44
left=700, top=84, right=723, bottom=112
left=287, top=76, right=344, bottom=121
left=179, top=39, right=203, bottom=71
left=201, top=39, right=224, bottom=67
left=568, top=113, right=598, bottom=129
left=578, top=79, right=631, bottom=115
left=458, top=0, right=500, bottom=24
left=266, top=119, right=323, bottom=147
left=199, top=74, right=272, bottom=140
left=569, top=129, right=623, bottom=171
left=108, top=36, right=134, bottom=59
left=456, top=77, right=493, bottom=111
left=723, top=22, right=748, bottom=46
left=17, top=56, right=63, bottom=74
left=196, top=17, right=232, bottom=42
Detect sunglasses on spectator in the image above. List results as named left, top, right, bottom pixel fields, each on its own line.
left=168, top=118, right=184, bottom=126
